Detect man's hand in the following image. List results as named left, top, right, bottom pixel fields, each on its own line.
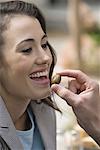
left=51, top=70, right=100, bottom=146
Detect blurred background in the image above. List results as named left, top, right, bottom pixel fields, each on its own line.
left=27, top=0, right=100, bottom=149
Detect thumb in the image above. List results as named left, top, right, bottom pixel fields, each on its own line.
left=51, top=84, right=79, bottom=107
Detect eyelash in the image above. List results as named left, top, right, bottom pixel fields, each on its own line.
left=21, top=47, right=32, bottom=54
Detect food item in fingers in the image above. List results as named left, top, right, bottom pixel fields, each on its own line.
left=51, top=74, right=61, bottom=84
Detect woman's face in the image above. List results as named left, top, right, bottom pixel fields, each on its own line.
left=0, top=15, right=52, bottom=100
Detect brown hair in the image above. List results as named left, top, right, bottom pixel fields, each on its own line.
left=0, top=0, right=59, bottom=111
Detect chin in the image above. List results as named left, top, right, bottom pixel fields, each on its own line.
left=34, top=89, right=51, bottom=100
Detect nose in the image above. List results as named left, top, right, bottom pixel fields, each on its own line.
left=35, top=46, right=51, bottom=65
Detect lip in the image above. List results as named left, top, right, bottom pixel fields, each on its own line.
left=29, top=67, right=50, bottom=86
left=30, top=77, right=50, bottom=85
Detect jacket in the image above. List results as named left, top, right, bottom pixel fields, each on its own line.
left=0, top=96, right=56, bottom=150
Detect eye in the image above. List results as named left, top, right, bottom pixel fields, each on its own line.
left=41, top=42, right=48, bottom=50
left=21, top=47, right=32, bottom=54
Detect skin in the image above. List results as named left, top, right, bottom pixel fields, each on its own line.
left=0, top=15, right=52, bottom=130
left=51, top=70, right=100, bottom=146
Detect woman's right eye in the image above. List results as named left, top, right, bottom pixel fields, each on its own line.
left=21, top=47, right=32, bottom=54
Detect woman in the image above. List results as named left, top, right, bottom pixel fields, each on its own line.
left=0, top=1, right=100, bottom=149
left=0, top=1, right=57, bottom=149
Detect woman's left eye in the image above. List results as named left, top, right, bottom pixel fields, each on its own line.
left=21, top=47, right=32, bottom=54
left=41, top=42, right=48, bottom=49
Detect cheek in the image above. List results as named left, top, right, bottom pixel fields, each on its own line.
left=13, top=58, right=31, bottom=75
left=2, top=54, right=30, bottom=74
left=16, top=62, right=29, bottom=73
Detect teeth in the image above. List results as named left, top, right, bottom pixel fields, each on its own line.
left=29, top=70, right=48, bottom=78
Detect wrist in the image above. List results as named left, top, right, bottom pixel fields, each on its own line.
left=90, top=123, right=100, bottom=146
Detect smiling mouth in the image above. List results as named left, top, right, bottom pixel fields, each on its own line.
left=29, top=70, right=49, bottom=82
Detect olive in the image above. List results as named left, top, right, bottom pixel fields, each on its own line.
left=51, top=74, right=61, bottom=84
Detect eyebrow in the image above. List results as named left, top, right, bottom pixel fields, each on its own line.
left=17, top=34, right=48, bottom=46
left=42, top=34, right=47, bottom=40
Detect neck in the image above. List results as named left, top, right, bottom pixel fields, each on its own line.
left=15, top=110, right=32, bottom=131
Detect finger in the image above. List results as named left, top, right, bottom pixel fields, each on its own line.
left=51, top=84, right=79, bottom=107
left=57, top=70, right=90, bottom=84
left=68, top=79, right=81, bottom=93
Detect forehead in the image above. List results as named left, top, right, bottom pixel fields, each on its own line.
left=3, top=14, right=45, bottom=46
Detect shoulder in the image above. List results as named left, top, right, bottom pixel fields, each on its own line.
left=0, top=136, right=11, bottom=150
